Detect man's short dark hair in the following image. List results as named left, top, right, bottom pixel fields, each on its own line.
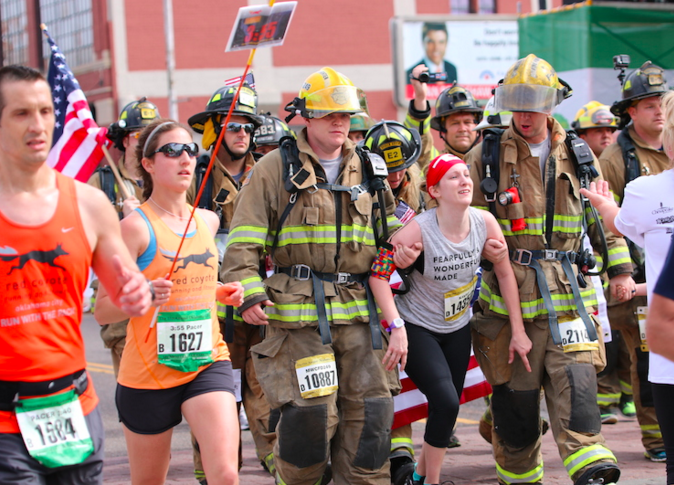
left=422, top=22, right=448, bottom=42
left=0, top=65, right=46, bottom=117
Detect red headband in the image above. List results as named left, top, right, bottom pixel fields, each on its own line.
left=426, top=154, right=466, bottom=197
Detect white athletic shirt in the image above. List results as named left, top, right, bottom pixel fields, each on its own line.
left=614, top=169, right=674, bottom=384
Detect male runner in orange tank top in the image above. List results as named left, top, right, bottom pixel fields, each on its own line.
left=0, top=65, right=152, bottom=484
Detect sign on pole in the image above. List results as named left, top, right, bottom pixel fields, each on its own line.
left=226, top=2, right=297, bottom=52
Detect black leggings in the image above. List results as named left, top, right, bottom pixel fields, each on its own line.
left=652, top=383, right=674, bottom=484
left=404, top=322, right=472, bottom=448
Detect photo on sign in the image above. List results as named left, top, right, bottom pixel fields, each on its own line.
left=226, top=1, right=297, bottom=52
left=391, top=16, right=518, bottom=106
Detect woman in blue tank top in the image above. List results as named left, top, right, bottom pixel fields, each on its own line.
left=370, top=154, right=532, bottom=485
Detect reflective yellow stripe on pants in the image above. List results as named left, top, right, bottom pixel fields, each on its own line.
left=496, top=462, right=544, bottom=484
left=563, top=444, right=616, bottom=478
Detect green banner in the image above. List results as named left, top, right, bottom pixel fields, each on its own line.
left=519, top=4, right=674, bottom=71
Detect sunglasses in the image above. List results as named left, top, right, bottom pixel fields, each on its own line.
left=225, top=122, right=255, bottom=134
left=152, top=142, right=199, bottom=158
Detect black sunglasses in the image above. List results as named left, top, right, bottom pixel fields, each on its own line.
left=225, top=122, right=255, bottom=134
left=152, top=142, right=199, bottom=158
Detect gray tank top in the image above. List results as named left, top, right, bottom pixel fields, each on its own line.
left=396, top=207, right=487, bottom=334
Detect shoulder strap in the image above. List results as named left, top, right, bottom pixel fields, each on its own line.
left=617, top=129, right=640, bottom=184
left=479, top=128, right=503, bottom=217
left=194, top=154, right=213, bottom=210
left=98, top=166, right=117, bottom=205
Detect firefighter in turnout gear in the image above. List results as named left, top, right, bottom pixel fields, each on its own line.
left=221, top=67, right=404, bottom=485
left=599, top=61, right=670, bottom=463
left=405, top=64, right=483, bottom=171
left=187, top=83, right=276, bottom=482
left=571, top=102, right=633, bottom=426
left=88, top=97, right=160, bottom=376
left=465, top=54, right=634, bottom=485
left=363, top=120, right=423, bottom=485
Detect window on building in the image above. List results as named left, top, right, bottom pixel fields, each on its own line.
left=451, top=0, right=471, bottom=14
left=1, top=0, right=29, bottom=66
left=480, top=0, right=496, bottom=13
left=40, top=0, right=94, bottom=68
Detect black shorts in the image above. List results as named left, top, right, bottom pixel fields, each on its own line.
left=0, top=406, right=104, bottom=485
left=116, top=360, right=234, bottom=435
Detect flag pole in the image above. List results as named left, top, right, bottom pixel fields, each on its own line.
left=101, top=145, right=133, bottom=200
left=143, top=1, right=274, bottom=342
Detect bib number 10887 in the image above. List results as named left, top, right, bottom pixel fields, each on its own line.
left=295, top=354, right=338, bottom=399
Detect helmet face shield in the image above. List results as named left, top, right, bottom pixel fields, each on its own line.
left=494, top=84, right=560, bottom=114
left=303, top=85, right=365, bottom=118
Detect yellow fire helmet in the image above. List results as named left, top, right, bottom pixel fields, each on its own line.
left=284, top=67, right=367, bottom=121
left=494, top=54, right=572, bottom=113
left=571, top=101, right=618, bottom=132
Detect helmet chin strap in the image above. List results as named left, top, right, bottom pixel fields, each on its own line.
left=222, top=139, right=251, bottom=161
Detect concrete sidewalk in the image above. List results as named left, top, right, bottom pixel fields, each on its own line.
left=103, top=410, right=665, bottom=484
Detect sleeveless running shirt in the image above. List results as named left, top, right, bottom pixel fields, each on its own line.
left=0, top=172, right=97, bottom=433
left=396, top=207, right=487, bottom=334
left=117, top=203, right=229, bottom=390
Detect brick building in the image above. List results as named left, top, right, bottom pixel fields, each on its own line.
left=1, top=0, right=567, bottom=130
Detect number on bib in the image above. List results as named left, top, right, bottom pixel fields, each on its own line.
left=295, top=354, right=338, bottom=399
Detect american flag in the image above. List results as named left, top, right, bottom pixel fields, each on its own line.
left=224, top=72, right=256, bottom=90
left=393, top=351, right=492, bottom=429
left=44, top=29, right=109, bottom=182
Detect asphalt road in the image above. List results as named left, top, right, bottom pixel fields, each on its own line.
left=81, top=312, right=193, bottom=458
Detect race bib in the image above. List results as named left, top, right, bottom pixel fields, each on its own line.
left=157, top=309, right=214, bottom=372
left=295, top=354, right=338, bottom=399
left=559, top=317, right=599, bottom=353
left=15, top=389, right=93, bottom=468
left=637, top=306, right=649, bottom=352
left=444, top=276, right=477, bottom=322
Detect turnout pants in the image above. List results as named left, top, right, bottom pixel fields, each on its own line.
left=608, top=297, right=662, bottom=452
left=596, top=330, right=632, bottom=409
left=193, top=320, right=276, bottom=479
left=252, top=324, right=393, bottom=485
left=472, top=312, right=616, bottom=484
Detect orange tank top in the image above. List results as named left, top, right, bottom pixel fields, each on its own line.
left=117, top=203, right=229, bottom=389
left=0, top=172, right=97, bottom=433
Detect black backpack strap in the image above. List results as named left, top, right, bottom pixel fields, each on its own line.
left=194, top=154, right=213, bottom=210
left=98, top=166, right=117, bottom=205
left=617, top=130, right=640, bottom=185
left=479, top=128, right=503, bottom=217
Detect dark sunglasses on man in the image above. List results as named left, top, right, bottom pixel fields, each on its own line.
left=152, top=142, right=199, bottom=158
left=225, top=122, right=255, bottom=134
